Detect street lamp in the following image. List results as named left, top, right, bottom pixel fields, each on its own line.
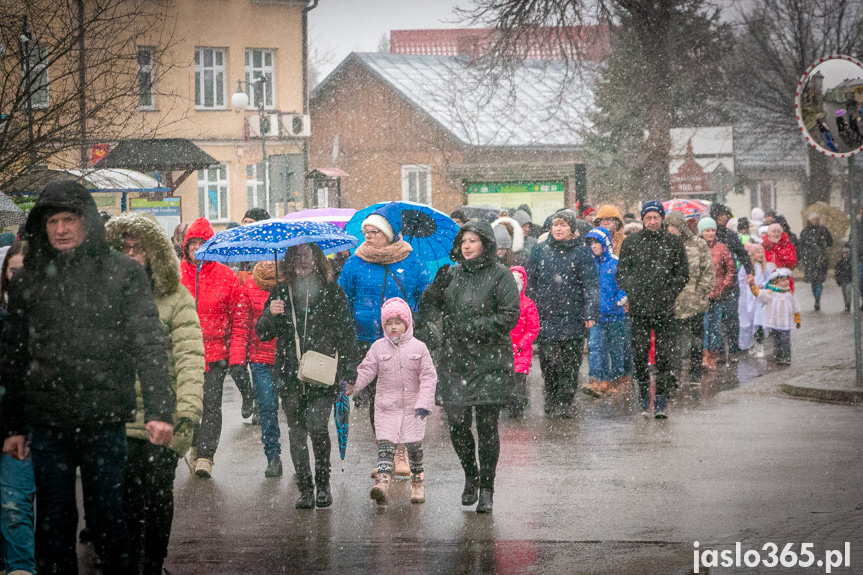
left=232, top=77, right=269, bottom=210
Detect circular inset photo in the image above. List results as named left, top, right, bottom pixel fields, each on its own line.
left=796, top=54, right=863, bottom=157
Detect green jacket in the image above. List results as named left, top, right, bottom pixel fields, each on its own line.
left=420, top=221, right=520, bottom=407
left=106, top=214, right=205, bottom=455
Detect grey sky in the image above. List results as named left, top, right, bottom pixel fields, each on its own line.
left=309, top=0, right=467, bottom=81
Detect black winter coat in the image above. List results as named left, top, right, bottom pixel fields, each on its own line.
left=525, top=236, right=600, bottom=341
left=420, top=221, right=520, bottom=407
left=617, top=227, right=689, bottom=318
left=256, top=279, right=358, bottom=399
left=799, top=223, right=833, bottom=284
left=0, top=181, right=174, bottom=432
left=835, top=255, right=853, bottom=286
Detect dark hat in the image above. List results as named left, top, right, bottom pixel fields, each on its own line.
left=551, top=209, right=579, bottom=233
left=640, top=200, right=665, bottom=220
left=243, top=208, right=270, bottom=222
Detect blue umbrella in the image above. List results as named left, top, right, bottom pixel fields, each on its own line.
left=346, top=201, right=458, bottom=274
left=195, top=219, right=358, bottom=263
left=333, top=390, right=350, bottom=461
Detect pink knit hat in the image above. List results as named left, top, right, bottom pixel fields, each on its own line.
left=381, top=297, right=412, bottom=331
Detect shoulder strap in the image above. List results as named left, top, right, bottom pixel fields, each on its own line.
left=383, top=265, right=408, bottom=300
left=288, top=285, right=303, bottom=362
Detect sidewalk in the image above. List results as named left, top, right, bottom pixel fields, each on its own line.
left=776, top=282, right=862, bottom=405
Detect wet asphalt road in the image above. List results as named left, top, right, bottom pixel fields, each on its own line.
left=76, top=285, right=863, bottom=574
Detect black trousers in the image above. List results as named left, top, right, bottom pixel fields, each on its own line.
left=124, top=437, right=178, bottom=571
left=194, top=360, right=229, bottom=460
left=632, top=315, right=676, bottom=398
left=537, top=337, right=584, bottom=411
left=445, top=405, right=501, bottom=490
left=675, top=313, right=704, bottom=383
left=282, top=392, right=333, bottom=489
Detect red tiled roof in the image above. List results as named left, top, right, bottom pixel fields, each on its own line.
left=390, top=26, right=610, bottom=62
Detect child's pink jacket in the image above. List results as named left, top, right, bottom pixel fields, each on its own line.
left=354, top=298, right=437, bottom=444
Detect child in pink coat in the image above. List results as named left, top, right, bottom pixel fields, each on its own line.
left=509, top=266, right=539, bottom=417
left=348, top=297, right=437, bottom=505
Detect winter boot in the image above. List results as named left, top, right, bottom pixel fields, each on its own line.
left=316, top=481, right=332, bottom=508
left=410, top=473, right=425, bottom=504
left=265, top=457, right=283, bottom=478
left=596, top=380, right=613, bottom=395
left=581, top=377, right=601, bottom=398
left=705, top=351, right=718, bottom=371
left=393, top=444, right=410, bottom=477
left=654, top=394, right=668, bottom=419
left=701, top=349, right=710, bottom=368
left=462, top=474, right=479, bottom=506
left=194, top=458, right=213, bottom=479
left=241, top=395, right=255, bottom=420
left=295, top=487, right=315, bottom=509
left=476, top=488, right=494, bottom=513
left=370, top=473, right=391, bottom=505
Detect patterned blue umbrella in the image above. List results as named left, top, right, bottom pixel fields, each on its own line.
left=333, top=390, right=350, bottom=460
left=195, top=219, right=358, bottom=263
left=346, top=201, right=458, bottom=274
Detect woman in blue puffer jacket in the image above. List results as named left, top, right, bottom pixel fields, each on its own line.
left=338, top=202, right=431, bottom=475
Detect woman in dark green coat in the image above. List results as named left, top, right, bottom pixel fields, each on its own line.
left=420, top=220, right=520, bottom=513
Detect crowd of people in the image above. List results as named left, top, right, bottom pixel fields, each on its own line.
left=0, top=179, right=846, bottom=574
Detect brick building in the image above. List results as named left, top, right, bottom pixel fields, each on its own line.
left=309, top=52, right=593, bottom=222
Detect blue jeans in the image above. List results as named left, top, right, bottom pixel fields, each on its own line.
left=588, top=320, right=631, bottom=381
left=250, top=362, right=281, bottom=461
left=704, top=300, right=724, bottom=351
left=812, top=282, right=823, bottom=301
left=28, top=424, right=130, bottom=575
left=0, top=454, right=35, bottom=574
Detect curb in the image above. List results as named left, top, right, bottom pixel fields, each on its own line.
left=781, top=373, right=863, bottom=405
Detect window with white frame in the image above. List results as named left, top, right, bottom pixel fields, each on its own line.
left=246, top=162, right=271, bottom=213
left=24, top=44, right=49, bottom=109
left=401, top=165, right=431, bottom=205
left=198, top=163, right=230, bottom=222
left=244, top=49, right=275, bottom=109
left=753, top=180, right=777, bottom=212
left=194, top=47, right=226, bottom=109
left=137, top=47, right=155, bottom=109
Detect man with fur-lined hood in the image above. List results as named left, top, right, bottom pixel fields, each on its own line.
left=106, top=213, right=204, bottom=575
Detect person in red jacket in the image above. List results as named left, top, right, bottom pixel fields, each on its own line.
left=699, top=217, right=736, bottom=370
left=180, top=217, right=244, bottom=479
left=229, top=260, right=280, bottom=478
left=509, top=266, right=540, bottom=418
left=762, top=223, right=798, bottom=291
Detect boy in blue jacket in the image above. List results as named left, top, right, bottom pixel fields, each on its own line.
left=583, top=227, right=631, bottom=396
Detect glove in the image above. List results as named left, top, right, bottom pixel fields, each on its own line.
left=340, top=380, right=349, bottom=394
left=432, top=264, right=453, bottom=291
left=414, top=408, right=430, bottom=419
left=229, top=364, right=251, bottom=388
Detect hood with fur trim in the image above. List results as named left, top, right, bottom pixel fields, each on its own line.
left=585, top=226, right=616, bottom=261
left=510, top=265, right=528, bottom=295
left=664, top=211, right=694, bottom=240
left=491, top=216, right=525, bottom=253
left=105, top=213, right=181, bottom=299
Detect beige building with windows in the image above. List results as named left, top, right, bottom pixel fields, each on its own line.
left=18, top=0, right=313, bottom=227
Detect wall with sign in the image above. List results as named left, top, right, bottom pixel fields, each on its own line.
left=466, top=181, right=565, bottom=223
left=130, top=197, right=182, bottom=237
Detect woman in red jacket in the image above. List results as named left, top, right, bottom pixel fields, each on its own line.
left=509, top=266, right=539, bottom=417
left=180, top=218, right=244, bottom=479
left=762, top=223, right=798, bottom=291
left=230, top=261, right=280, bottom=478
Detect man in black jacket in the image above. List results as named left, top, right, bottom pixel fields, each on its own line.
left=617, top=201, right=689, bottom=418
left=709, top=203, right=754, bottom=358
left=0, top=180, right=174, bottom=575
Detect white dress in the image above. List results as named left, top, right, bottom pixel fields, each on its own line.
left=738, top=262, right=774, bottom=349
